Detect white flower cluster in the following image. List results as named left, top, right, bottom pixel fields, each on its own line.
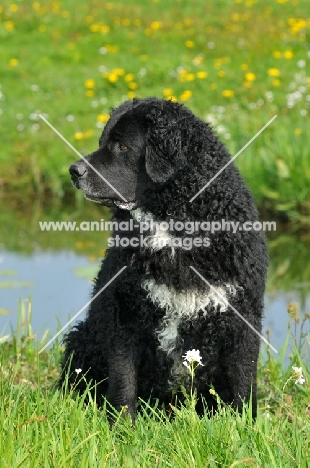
left=292, top=366, right=305, bottom=385
left=182, top=349, right=204, bottom=370
left=286, top=71, right=309, bottom=109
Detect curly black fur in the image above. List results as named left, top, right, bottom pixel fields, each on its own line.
left=59, top=97, right=268, bottom=421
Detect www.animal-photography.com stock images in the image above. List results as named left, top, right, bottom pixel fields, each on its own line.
left=0, top=1, right=309, bottom=466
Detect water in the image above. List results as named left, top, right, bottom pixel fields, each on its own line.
left=0, top=250, right=98, bottom=336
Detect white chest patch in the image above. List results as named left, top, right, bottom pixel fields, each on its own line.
left=142, top=278, right=237, bottom=355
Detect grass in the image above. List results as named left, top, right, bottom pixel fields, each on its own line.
left=0, top=0, right=309, bottom=221
left=0, top=299, right=309, bottom=466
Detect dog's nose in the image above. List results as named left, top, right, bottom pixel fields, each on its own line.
left=69, top=162, right=87, bottom=178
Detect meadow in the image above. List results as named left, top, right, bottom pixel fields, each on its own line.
left=0, top=301, right=309, bottom=466
left=0, top=0, right=309, bottom=222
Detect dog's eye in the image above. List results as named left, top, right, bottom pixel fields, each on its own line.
left=119, top=144, right=128, bottom=151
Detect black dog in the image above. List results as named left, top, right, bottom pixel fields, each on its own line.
left=59, top=97, right=268, bottom=421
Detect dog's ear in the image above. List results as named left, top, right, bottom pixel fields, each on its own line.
left=145, top=104, right=183, bottom=183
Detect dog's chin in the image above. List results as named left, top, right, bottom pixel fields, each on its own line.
left=113, top=200, right=137, bottom=210
left=84, top=194, right=136, bottom=210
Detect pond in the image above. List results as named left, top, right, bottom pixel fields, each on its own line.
left=1, top=198, right=309, bottom=359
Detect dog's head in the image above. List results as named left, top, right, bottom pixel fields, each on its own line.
left=69, top=98, right=188, bottom=210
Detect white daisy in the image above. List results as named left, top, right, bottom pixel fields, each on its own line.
left=292, top=366, right=305, bottom=385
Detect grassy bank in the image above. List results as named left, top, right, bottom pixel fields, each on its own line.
left=0, top=300, right=309, bottom=466
left=0, top=0, right=309, bottom=220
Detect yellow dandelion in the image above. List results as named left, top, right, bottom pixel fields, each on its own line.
left=9, top=4, right=18, bottom=12
left=112, top=68, right=125, bottom=76
left=128, top=82, right=138, bottom=90
left=140, top=54, right=148, bottom=61
left=8, top=58, right=18, bottom=68
left=163, top=88, right=174, bottom=96
left=125, top=73, right=135, bottom=82
left=85, top=90, right=94, bottom=97
left=122, top=18, right=130, bottom=26
left=101, top=25, right=110, bottom=34
left=62, top=11, right=69, bottom=18
left=218, top=70, right=225, bottom=77
left=185, top=73, right=195, bottom=82
left=90, top=24, right=101, bottom=32
left=127, top=91, right=136, bottom=99
left=5, top=21, right=14, bottom=31
left=196, top=71, right=208, bottom=79
left=134, top=19, right=141, bottom=27
left=179, top=90, right=193, bottom=101
left=151, top=21, right=162, bottom=30
left=178, top=69, right=187, bottom=77
left=97, top=114, right=109, bottom=123
left=177, top=69, right=189, bottom=82
left=185, top=40, right=195, bottom=48
left=283, top=50, right=293, bottom=59
left=74, top=132, right=84, bottom=140
left=241, top=63, right=248, bottom=70
left=84, top=79, right=95, bottom=88
left=222, top=90, right=235, bottom=97
left=273, top=51, right=282, bottom=59
left=268, top=68, right=280, bottom=77
left=86, top=15, right=93, bottom=23
left=294, top=128, right=302, bottom=135
left=108, top=73, right=118, bottom=83
left=39, top=25, right=47, bottom=32
left=144, top=28, right=152, bottom=35
left=245, top=72, right=256, bottom=81
left=105, top=45, right=119, bottom=53
left=272, top=79, right=281, bottom=86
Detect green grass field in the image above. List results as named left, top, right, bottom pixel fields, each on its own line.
left=0, top=0, right=309, bottom=221
left=0, top=301, right=309, bottom=466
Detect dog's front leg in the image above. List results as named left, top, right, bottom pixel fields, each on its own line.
left=106, top=327, right=139, bottom=425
